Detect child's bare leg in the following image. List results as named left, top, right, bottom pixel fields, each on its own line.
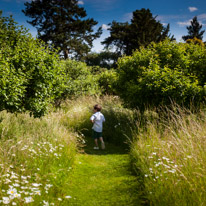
left=94, top=138, right=99, bottom=147
left=99, top=137, right=105, bottom=149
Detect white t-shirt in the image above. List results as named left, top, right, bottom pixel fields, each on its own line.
left=90, top=112, right=105, bottom=132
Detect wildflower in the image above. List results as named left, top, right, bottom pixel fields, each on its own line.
left=2, top=197, right=10, bottom=204
left=10, top=175, right=18, bottom=179
left=7, top=188, right=17, bottom=195
left=13, top=184, right=20, bottom=187
left=65, top=196, right=72, bottom=199
left=45, top=184, right=53, bottom=188
left=24, top=197, right=34, bottom=203
left=43, top=200, right=49, bottom=206
left=34, top=190, right=41, bottom=195
left=13, top=193, right=21, bottom=198
left=4, top=179, right=12, bottom=184
left=58, top=198, right=62, bottom=201
left=12, top=202, right=17, bottom=205
left=32, top=183, right=41, bottom=187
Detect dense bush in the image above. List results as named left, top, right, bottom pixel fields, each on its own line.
left=97, top=69, right=117, bottom=94
left=0, top=12, right=64, bottom=117
left=60, top=59, right=100, bottom=99
left=116, top=39, right=206, bottom=109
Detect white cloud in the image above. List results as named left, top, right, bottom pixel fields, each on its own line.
left=177, top=14, right=206, bottom=27
left=177, top=19, right=191, bottom=27
left=102, top=24, right=110, bottom=30
left=188, top=7, right=198, bottom=12
left=78, top=1, right=84, bottom=5
left=198, top=14, right=206, bottom=20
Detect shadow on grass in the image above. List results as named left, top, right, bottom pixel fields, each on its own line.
left=81, top=135, right=129, bottom=155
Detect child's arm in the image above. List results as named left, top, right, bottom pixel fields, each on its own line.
left=90, top=115, right=96, bottom=123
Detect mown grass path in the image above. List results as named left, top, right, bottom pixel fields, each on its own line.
left=65, top=137, right=141, bottom=206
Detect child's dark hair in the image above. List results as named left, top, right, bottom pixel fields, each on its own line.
left=94, top=104, right=102, bottom=111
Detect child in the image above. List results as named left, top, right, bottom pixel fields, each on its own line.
left=90, top=104, right=105, bottom=150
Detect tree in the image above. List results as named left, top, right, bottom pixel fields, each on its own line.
left=23, top=0, right=102, bottom=59
left=0, top=11, right=64, bottom=117
left=182, top=16, right=205, bottom=41
left=84, top=50, right=119, bottom=69
left=102, top=8, right=174, bottom=56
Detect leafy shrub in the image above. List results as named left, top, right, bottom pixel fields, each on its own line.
left=0, top=12, right=64, bottom=117
left=60, top=59, right=100, bottom=99
left=116, top=39, right=206, bottom=109
left=98, top=69, right=117, bottom=94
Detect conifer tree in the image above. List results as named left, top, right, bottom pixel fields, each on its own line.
left=102, top=9, right=174, bottom=56
left=23, top=0, right=102, bottom=59
left=182, top=16, right=205, bottom=41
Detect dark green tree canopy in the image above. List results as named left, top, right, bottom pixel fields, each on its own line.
left=23, top=0, right=102, bottom=59
left=84, top=50, right=119, bottom=69
left=182, top=16, right=205, bottom=41
left=102, top=8, right=174, bottom=56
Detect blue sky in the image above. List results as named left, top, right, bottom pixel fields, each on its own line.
left=1, top=0, right=206, bottom=52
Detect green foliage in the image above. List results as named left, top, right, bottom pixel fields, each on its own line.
left=23, top=0, right=102, bottom=60
left=60, top=59, right=100, bottom=99
left=102, top=9, right=174, bottom=56
left=116, top=40, right=206, bottom=109
left=97, top=69, right=117, bottom=94
left=0, top=12, right=64, bottom=117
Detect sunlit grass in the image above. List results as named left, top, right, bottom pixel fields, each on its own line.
left=0, top=95, right=137, bottom=205
left=131, top=106, right=206, bottom=205
left=0, top=111, right=77, bottom=205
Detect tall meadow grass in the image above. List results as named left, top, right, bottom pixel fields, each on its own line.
left=0, top=95, right=137, bottom=205
left=0, top=110, right=78, bottom=205
left=131, top=106, right=206, bottom=205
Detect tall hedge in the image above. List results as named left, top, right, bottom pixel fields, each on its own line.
left=0, top=12, right=64, bottom=117
left=116, top=40, right=206, bottom=109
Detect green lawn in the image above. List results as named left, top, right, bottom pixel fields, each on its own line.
left=64, top=137, right=141, bottom=206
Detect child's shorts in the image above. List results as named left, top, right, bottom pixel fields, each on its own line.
left=92, top=130, right=102, bottom=139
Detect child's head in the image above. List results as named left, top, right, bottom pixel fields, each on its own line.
left=93, top=104, right=102, bottom=112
